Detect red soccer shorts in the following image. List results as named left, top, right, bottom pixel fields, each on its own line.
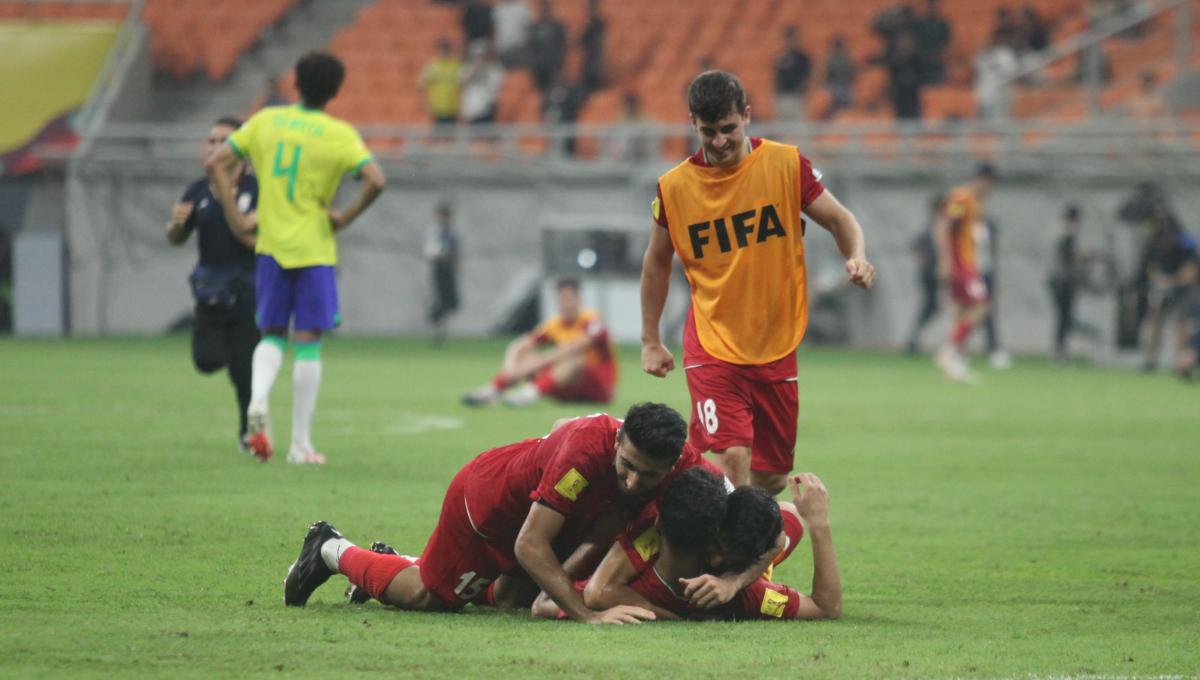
left=684, top=364, right=798, bottom=474
left=950, top=270, right=988, bottom=306
left=537, top=361, right=615, bottom=403
left=418, top=467, right=518, bottom=608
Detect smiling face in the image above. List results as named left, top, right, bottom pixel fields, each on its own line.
left=690, top=106, right=751, bottom=167
left=612, top=432, right=675, bottom=497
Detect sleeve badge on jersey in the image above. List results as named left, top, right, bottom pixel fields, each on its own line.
left=633, top=527, right=661, bottom=562
left=760, top=588, right=789, bottom=618
left=554, top=468, right=589, bottom=502
left=650, top=196, right=661, bottom=221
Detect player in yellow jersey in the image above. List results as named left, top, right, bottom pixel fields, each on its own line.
left=464, top=278, right=618, bottom=407
left=933, top=163, right=995, bottom=383
left=205, top=52, right=387, bottom=464
left=640, top=71, right=876, bottom=495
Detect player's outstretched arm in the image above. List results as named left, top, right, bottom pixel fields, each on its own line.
left=789, top=472, right=842, bottom=619
left=328, top=161, right=386, bottom=233
left=805, top=190, right=876, bottom=289
left=203, top=144, right=255, bottom=246
left=640, top=222, right=676, bottom=377
left=516, top=503, right=656, bottom=624
left=582, top=542, right=682, bottom=621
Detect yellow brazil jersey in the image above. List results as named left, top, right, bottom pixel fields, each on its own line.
left=533, top=309, right=614, bottom=369
left=657, top=138, right=808, bottom=365
left=421, top=56, right=461, bottom=118
left=227, top=105, right=372, bottom=268
left=945, top=185, right=980, bottom=271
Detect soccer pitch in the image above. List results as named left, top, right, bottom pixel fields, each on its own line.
left=2, top=337, right=1197, bottom=677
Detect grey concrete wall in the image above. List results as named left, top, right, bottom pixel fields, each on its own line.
left=63, top=157, right=1200, bottom=356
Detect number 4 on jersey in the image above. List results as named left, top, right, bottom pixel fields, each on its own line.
left=272, top=142, right=302, bottom=202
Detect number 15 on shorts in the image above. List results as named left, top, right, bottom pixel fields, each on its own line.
left=454, top=571, right=492, bottom=601
left=697, top=399, right=719, bottom=434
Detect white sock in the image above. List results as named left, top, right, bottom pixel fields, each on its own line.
left=249, top=339, right=285, bottom=415
left=291, top=356, right=322, bottom=451
left=320, top=537, right=355, bottom=571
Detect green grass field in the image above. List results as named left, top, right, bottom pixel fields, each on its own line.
left=2, top=337, right=1197, bottom=678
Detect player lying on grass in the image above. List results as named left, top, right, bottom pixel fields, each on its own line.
left=463, top=278, right=617, bottom=407
left=532, top=470, right=841, bottom=621
left=283, top=404, right=779, bottom=622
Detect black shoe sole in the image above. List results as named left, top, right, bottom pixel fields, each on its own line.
left=283, top=521, right=342, bottom=607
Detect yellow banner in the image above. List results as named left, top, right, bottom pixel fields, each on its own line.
left=0, top=21, right=119, bottom=153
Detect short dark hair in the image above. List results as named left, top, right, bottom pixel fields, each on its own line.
left=976, top=162, right=997, bottom=180
left=619, top=402, right=687, bottom=463
left=719, top=486, right=782, bottom=572
left=687, top=70, right=747, bottom=123
left=295, top=51, right=345, bottom=109
left=659, top=468, right=728, bottom=556
left=214, top=116, right=243, bottom=129
left=556, top=278, right=580, bottom=293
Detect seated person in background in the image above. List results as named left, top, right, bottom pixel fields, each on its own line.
left=533, top=469, right=841, bottom=621
left=464, top=278, right=617, bottom=406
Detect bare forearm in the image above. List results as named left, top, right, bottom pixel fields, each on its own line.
left=825, top=212, right=867, bottom=261
left=517, top=538, right=591, bottom=621
left=585, top=584, right=678, bottom=620
left=166, top=222, right=187, bottom=244
left=640, top=250, right=671, bottom=344
left=807, top=521, right=842, bottom=618
left=333, top=183, right=382, bottom=232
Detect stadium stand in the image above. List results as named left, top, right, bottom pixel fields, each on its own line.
left=141, top=0, right=296, bottom=81
left=253, top=0, right=1189, bottom=139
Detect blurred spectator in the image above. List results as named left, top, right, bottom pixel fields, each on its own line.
left=529, top=0, right=567, bottom=95
left=824, top=35, right=857, bottom=117
left=460, top=42, right=504, bottom=125
left=607, top=92, right=651, bottom=163
left=420, top=39, right=462, bottom=127
left=544, top=80, right=587, bottom=155
left=1019, top=5, right=1051, bottom=52
left=493, top=0, right=532, bottom=68
left=911, top=0, right=951, bottom=84
left=580, top=0, right=606, bottom=94
left=872, top=3, right=916, bottom=53
left=905, top=194, right=944, bottom=354
left=1128, top=70, right=1167, bottom=119
left=1139, top=210, right=1197, bottom=372
left=424, top=201, right=461, bottom=346
left=461, top=0, right=495, bottom=55
left=991, top=7, right=1021, bottom=48
left=774, top=25, right=812, bottom=121
left=974, top=38, right=1018, bottom=121
left=978, top=217, right=1011, bottom=370
left=1047, top=204, right=1102, bottom=364
left=1075, top=22, right=1113, bottom=85
left=261, top=76, right=290, bottom=108
left=882, top=32, right=924, bottom=120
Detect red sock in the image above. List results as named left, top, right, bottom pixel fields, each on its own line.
left=951, top=320, right=973, bottom=348
left=492, top=374, right=511, bottom=391
left=532, top=371, right=556, bottom=395
left=338, top=546, right=415, bottom=601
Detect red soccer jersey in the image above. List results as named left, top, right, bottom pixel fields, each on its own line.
left=460, top=414, right=712, bottom=560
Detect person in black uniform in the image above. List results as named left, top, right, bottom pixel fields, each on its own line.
left=424, top=200, right=460, bottom=346
left=905, top=194, right=943, bottom=354
left=167, top=117, right=259, bottom=452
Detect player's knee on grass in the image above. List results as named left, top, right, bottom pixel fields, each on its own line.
left=751, top=470, right=788, bottom=496
left=491, top=572, right=540, bottom=608
left=549, top=354, right=585, bottom=387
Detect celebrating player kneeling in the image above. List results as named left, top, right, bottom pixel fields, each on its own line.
left=281, top=403, right=775, bottom=622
